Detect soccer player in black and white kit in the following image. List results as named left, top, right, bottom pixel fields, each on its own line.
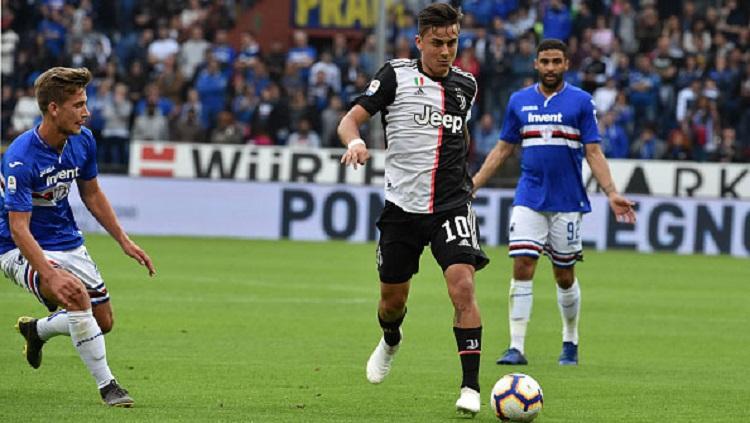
left=338, top=3, right=487, bottom=416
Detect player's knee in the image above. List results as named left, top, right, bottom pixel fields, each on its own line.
left=380, top=296, right=407, bottom=315
left=553, top=267, right=575, bottom=288
left=513, top=256, right=537, bottom=280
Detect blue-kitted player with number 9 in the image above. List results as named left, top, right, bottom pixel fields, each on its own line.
left=472, top=39, right=637, bottom=367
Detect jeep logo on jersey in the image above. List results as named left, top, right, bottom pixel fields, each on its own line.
left=527, top=112, right=563, bottom=123
left=46, top=167, right=80, bottom=186
left=413, top=106, right=464, bottom=134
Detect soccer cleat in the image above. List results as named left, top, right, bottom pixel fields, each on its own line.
left=558, top=341, right=578, bottom=366
left=366, top=336, right=400, bottom=384
left=15, top=316, right=45, bottom=369
left=455, top=386, right=480, bottom=417
left=99, top=380, right=134, bottom=407
left=496, top=348, right=528, bottom=365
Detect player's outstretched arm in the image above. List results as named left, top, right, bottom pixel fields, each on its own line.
left=584, top=143, right=636, bottom=224
left=472, top=140, right=515, bottom=193
left=76, top=178, right=156, bottom=276
left=338, top=105, right=372, bottom=170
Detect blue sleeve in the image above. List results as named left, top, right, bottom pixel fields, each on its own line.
left=79, top=129, right=99, bottom=180
left=499, top=94, right=523, bottom=144
left=2, top=156, right=33, bottom=212
left=580, top=96, right=601, bottom=144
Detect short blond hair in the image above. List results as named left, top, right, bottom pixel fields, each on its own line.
left=34, top=67, right=92, bottom=114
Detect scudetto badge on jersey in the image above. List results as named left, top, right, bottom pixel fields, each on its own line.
left=7, top=176, right=16, bottom=193
left=366, top=80, right=380, bottom=96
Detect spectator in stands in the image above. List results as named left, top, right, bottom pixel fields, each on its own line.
left=180, top=0, right=207, bottom=30
left=1, top=86, right=16, bottom=141
left=126, top=60, right=149, bottom=103
left=308, top=70, right=335, bottom=112
left=628, top=54, right=660, bottom=128
left=510, top=36, right=536, bottom=91
left=11, top=87, right=40, bottom=137
left=232, top=82, right=258, bottom=126
left=287, top=117, right=320, bottom=148
left=132, top=102, right=169, bottom=141
left=320, top=96, right=345, bottom=148
left=179, top=26, right=211, bottom=80
left=288, top=89, right=316, bottom=135
left=211, top=29, right=237, bottom=69
left=37, top=6, right=66, bottom=59
left=149, top=21, right=180, bottom=69
left=718, top=0, right=749, bottom=44
left=209, top=111, right=245, bottom=144
left=65, top=39, right=98, bottom=71
left=713, top=127, right=741, bottom=162
left=600, top=111, right=630, bottom=159
left=580, top=46, right=607, bottom=93
left=75, top=15, right=110, bottom=67
left=676, top=55, right=704, bottom=90
left=593, top=78, right=618, bottom=115
left=252, top=82, right=289, bottom=144
left=154, top=55, right=185, bottom=106
left=543, top=0, right=572, bottom=42
left=688, top=95, right=720, bottom=161
left=135, top=84, right=175, bottom=119
left=591, top=14, right=614, bottom=54
left=171, top=108, right=205, bottom=143
left=236, top=31, right=261, bottom=69
left=101, top=82, right=133, bottom=169
left=630, top=125, right=666, bottom=159
left=287, top=30, right=316, bottom=81
left=471, top=113, right=500, bottom=174
left=195, top=55, right=229, bottom=129
left=635, top=2, right=661, bottom=53
left=684, top=19, right=712, bottom=55
left=664, top=125, right=694, bottom=161
left=309, top=50, right=342, bottom=93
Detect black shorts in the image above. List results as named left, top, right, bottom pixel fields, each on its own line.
left=376, top=201, right=489, bottom=283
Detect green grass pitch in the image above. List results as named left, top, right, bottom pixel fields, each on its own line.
left=1, top=235, right=748, bottom=422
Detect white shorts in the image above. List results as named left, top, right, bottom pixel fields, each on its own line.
left=508, top=206, right=583, bottom=267
left=0, top=245, right=109, bottom=311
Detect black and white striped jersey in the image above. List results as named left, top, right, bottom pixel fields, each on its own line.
left=355, top=59, right=478, bottom=214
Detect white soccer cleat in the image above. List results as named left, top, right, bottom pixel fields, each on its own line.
left=365, top=336, right=400, bottom=384
left=455, top=387, right=480, bottom=417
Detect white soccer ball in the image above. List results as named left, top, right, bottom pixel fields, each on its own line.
left=490, top=373, right=544, bottom=421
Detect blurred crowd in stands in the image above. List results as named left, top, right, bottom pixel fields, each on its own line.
left=1, top=0, right=749, bottom=174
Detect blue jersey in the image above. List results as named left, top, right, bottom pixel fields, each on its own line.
left=500, top=83, right=600, bottom=212
left=0, top=126, right=98, bottom=254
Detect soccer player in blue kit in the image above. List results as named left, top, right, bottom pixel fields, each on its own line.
left=0, top=67, right=155, bottom=406
left=472, top=39, right=636, bottom=366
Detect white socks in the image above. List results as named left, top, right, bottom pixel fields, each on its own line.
left=36, top=310, right=70, bottom=341
left=557, top=279, right=581, bottom=345
left=68, top=309, right=114, bottom=388
left=508, top=279, right=533, bottom=353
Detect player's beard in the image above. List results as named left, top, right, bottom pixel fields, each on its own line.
left=540, top=72, right=563, bottom=91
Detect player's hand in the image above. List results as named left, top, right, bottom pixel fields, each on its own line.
left=608, top=193, right=636, bottom=224
left=41, top=268, right=88, bottom=309
left=340, top=143, right=370, bottom=170
left=121, top=239, right=156, bottom=276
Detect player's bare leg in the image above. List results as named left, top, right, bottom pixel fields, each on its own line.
left=553, top=266, right=580, bottom=365
left=446, top=264, right=482, bottom=416
left=366, top=281, right=409, bottom=384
